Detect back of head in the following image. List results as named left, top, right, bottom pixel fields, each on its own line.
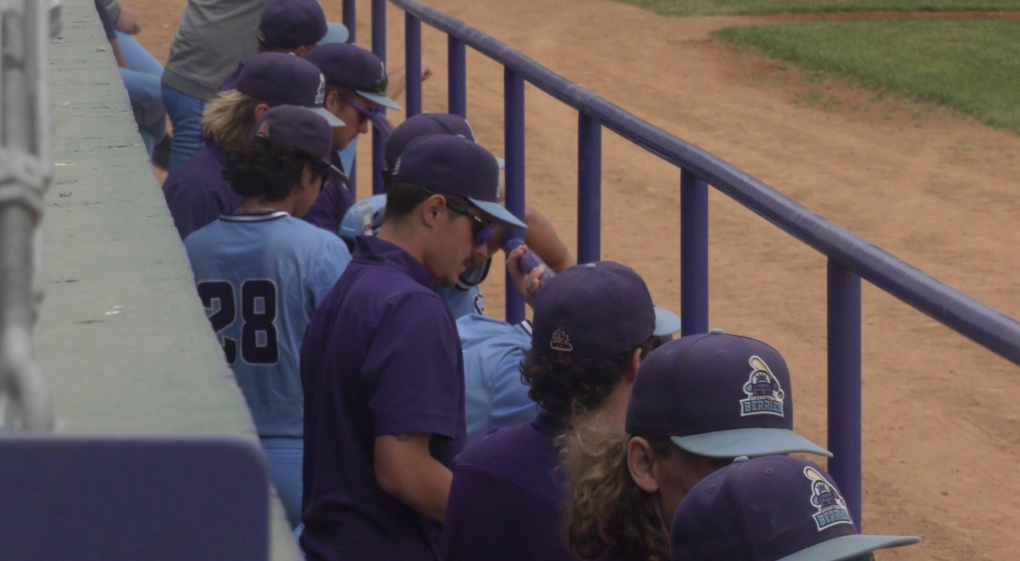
left=384, top=113, right=476, bottom=172
left=671, top=456, right=920, bottom=561
left=257, top=0, right=327, bottom=51
left=522, top=262, right=659, bottom=423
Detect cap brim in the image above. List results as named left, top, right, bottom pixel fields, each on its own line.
left=652, top=306, right=681, bottom=336
left=306, top=106, right=345, bottom=128
left=468, top=198, right=526, bottom=229
left=318, top=22, right=350, bottom=45
left=495, top=157, right=506, bottom=170
left=671, top=428, right=832, bottom=459
left=357, top=90, right=403, bottom=111
left=777, top=534, right=920, bottom=561
left=327, top=163, right=348, bottom=182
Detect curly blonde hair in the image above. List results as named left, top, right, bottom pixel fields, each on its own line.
left=200, top=89, right=262, bottom=153
left=560, top=422, right=674, bottom=561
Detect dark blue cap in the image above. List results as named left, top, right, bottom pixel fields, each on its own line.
left=257, top=0, right=327, bottom=49
left=384, top=113, right=477, bottom=170
left=531, top=261, right=679, bottom=357
left=671, top=456, right=920, bottom=561
left=306, top=43, right=402, bottom=110
left=252, top=105, right=346, bottom=182
left=391, top=134, right=525, bottom=229
left=627, top=332, right=830, bottom=459
left=234, top=53, right=344, bottom=128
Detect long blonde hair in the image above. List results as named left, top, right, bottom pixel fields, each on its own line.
left=560, top=423, right=673, bottom=561
left=200, top=89, right=261, bottom=153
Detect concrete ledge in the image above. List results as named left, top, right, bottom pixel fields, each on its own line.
left=41, top=0, right=301, bottom=558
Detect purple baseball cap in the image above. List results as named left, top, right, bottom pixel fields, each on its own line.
left=624, top=332, right=832, bottom=459
left=531, top=262, right=681, bottom=357
left=306, top=43, right=402, bottom=110
left=252, top=105, right=347, bottom=182
left=390, top=134, right=525, bottom=229
left=234, top=53, right=344, bottom=128
left=257, top=0, right=327, bottom=50
left=384, top=113, right=478, bottom=170
left=626, top=331, right=830, bottom=459
left=671, top=456, right=920, bottom=561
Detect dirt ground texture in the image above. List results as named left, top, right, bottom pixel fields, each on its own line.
left=125, top=0, right=1020, bottom=558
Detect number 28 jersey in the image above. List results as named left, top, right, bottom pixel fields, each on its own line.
left=185, top=211, right=352, bottom=438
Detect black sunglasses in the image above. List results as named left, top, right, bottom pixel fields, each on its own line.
left=411, top=184, right=496, bottom=246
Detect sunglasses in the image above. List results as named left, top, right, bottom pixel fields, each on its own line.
left=344, top=98, right=375, bottom=124
left=409, top=184, right=496, bottom=246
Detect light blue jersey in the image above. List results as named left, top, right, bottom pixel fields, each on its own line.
left=440, top=284, right=484, bottom=319
left=456, top=314, right=538, bottom=437
left=185, top=211, right=352, bottom=438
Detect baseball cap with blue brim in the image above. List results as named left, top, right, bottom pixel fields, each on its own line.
left=626, top=331, right=830, bottom=459
left=671, top=456, right=920, bottom=561
left=531, top=261, right=680, bottom=357
left=390, top=134, right=525, bottom=229
left=252, top=105, right=347, bottom=182
left=306, top=43, right=402, bottom=111
left=235, top=53, right=344, bottom=128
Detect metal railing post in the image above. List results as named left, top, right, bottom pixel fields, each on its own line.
left=504, top=69, right=525, bottom=324
left=405, top=13, right=422, bottom=117
left=371, top=0, right=387, bottom=194
left=577, top=114, right=601, bottom=264
left=448, top=37, right=466, bottom=117
left=0, top=0, right=54, bottom=431
left=827, top=260, right=863, bottom=526
left=680, top=169, right=708, bottom=335
left=342, top=0, right=355, bottom=43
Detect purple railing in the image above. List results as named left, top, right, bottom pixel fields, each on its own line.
left=349, top=0, right=1020, bottom=525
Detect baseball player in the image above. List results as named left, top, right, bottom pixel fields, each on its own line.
left=184, top=105, right=351, bottom=528
left=299, top=134, right=525, bottom=561
left=302, top=43, right=403, bottom=235
left=562, top=331, right=831, bottom=561
left=671, top=456, right=920, bottom=561
left=442, top=261, right=681, bottom=561
left=162, top=52, right=345, bottom=241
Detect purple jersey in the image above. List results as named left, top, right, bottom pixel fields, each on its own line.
left=443, top=413, right=578, bottom=561
left=300, top=236, right=466, bottom=561
left=163, top=141, right=354, bottom=240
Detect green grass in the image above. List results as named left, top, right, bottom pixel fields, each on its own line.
left=618, top=0, right=1020, bottom=16
left=715, top=20, right=1020, bottom=132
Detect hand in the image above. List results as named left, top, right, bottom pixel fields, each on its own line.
left=420, top=61, right=433, bottom=82
left=116, top=6, right=141, bottom=34
left=506, top=244, right=546, bottom=306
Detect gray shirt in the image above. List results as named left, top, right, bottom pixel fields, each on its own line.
left=161, top=0, right=267, bottom=100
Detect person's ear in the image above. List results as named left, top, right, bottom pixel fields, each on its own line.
left=627, top=437, right=661, bottom=494
left=420, top=195, right=445, bottom=227
left=621, top=346, right=642, bottom=383
left=253, top=103, right=271, bottom=121
left=325, top=89, right=343, bottom=113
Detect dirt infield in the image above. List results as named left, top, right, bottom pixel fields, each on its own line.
left=124, top=0, right=1020, bottom=558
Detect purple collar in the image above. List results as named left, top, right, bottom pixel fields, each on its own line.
left=353, top=236, right=438, bottom=292
left=532, top=411, right=566, bottom=436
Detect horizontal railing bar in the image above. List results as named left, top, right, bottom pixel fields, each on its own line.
left=387, top=0, right=1020, bottom=365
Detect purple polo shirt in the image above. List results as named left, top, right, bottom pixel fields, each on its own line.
left=300, top=235, right=466, bottom=561
left=443, top=412, right=578, bottom=561
left=162, top=142, right=354, bottom=240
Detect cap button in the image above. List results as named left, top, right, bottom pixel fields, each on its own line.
left=710, top=328, right=725, bottom=335
left=584, top=263, right=596, bottom=269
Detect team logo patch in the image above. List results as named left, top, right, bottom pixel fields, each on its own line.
left=255, top=122, right=270, bottom=138
left=739, top=355, right=785, bottom=417
left=316, top=74, right=326, bottom=105
left=550, top=329, right=573, bottom=352
left=804, top=467, right=854, bottom=531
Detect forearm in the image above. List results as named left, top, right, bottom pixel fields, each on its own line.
left=524, top=203, right=574, bottom=273
left=386, top=65, right=408, bottom=100
left=374, top=434, right=453, bottom=523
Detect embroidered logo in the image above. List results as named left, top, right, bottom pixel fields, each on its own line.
left=255, top=122, right=270, bottom=138
left=315, top=74, right=327, bottom=105
left=739, top=356, right=785, bottom=417
left=550, top=329, right=573, bottom=352
left=804, top=467, right=854, bottom=531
